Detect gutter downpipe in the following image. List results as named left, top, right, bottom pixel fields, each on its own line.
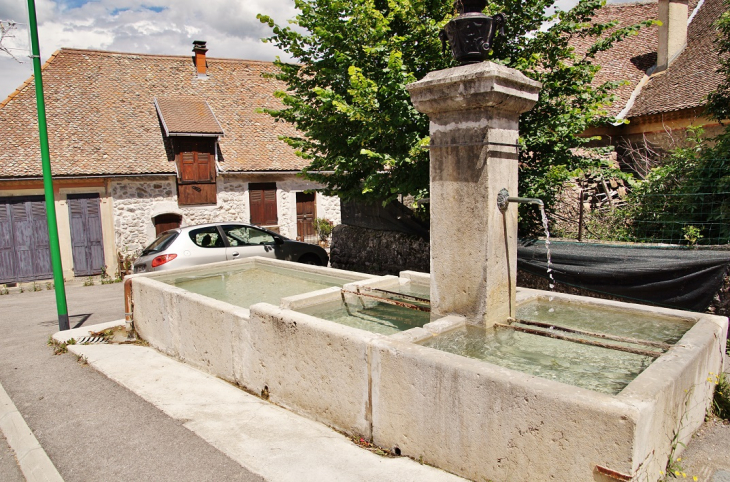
left=27, top=0, right=69, bottom=331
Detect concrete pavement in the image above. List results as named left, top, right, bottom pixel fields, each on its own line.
left=64, top=341, right=465, bottom=482
left=0, top=283, right=262, bottom=481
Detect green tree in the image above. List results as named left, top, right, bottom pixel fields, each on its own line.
left=258, top=0, right=654, bottom=232
left=706, top=0, right=730, bottom=122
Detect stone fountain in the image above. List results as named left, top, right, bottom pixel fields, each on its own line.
left=125, top=4, right=727, bottom=481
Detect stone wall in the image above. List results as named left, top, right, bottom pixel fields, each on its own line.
left=317, top=192, right=341, bottom=225
left=111, top=178, right=177, bottom=252
left=330, top=224, right=429, bottom=275
left=111, top=175, right=341, bottom=253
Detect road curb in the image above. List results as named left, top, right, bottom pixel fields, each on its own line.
left=0, top=381, right=63, bottom=482
left=51, top=319, right=126, bottom=345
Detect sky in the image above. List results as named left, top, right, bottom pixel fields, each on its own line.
left=0, top=0, right=622, bottom=101
left=0, top=0, right=299, bottom=99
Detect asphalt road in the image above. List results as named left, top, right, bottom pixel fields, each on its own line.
left=0, top=431, right=23, bottom=482
left=0, top=282, right=263, bottom=482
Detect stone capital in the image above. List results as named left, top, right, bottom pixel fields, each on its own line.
left=406, top=62, right=541, bottom=117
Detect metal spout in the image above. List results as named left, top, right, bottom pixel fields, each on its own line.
left=497, top=188, right=543, bottom=212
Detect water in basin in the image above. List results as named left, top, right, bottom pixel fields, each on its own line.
left=298, top=286, right=431, bottom=335
left=397, top=282, right=430, bottom=299
left=158, top=264, right=354, bottom=308
left=516, top=299, right=693, bottom=345
left=420, top=300, right=695, bottom=395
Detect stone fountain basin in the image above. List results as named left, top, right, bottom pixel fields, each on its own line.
left=130, top=257, right=726, bottom=482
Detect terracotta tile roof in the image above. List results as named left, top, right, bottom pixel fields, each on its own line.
left=568, top=0, right=721, bottom=118
left=570, top=1, right=662, bottom=117
left=628, top=0, right=726, bottom=117
left=155, top=97, right=224, bottom=136
left=0, top=48, right=305, bottom=178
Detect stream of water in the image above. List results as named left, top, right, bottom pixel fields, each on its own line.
left=538, top=205, right=556, bottom=291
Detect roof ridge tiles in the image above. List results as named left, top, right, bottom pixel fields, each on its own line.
left=599, top=1, right=659, bottom=7
left=56, top=47, right=276, bottom=64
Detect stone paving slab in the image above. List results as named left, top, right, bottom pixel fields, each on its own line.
left=69, top=343, right=466, bottom=482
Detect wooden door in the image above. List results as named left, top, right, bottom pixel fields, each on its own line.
left=68, top=194, right=105, bottom=276
left=154, top=213, right=182, bottom=236
left=0, top=196, right=52, bottom=283
left=296, top=192, right=316, bottom=243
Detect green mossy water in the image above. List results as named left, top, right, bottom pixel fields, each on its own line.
left=420, top=300, right=694, bottom=395
left=160, top=265, right=353, bottom=308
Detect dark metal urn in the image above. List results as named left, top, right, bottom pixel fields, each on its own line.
left=439, top=0, right=505, bottom=65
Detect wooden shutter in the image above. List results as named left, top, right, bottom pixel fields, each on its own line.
left=30, top=201, right=52, bottom=278
left=11, top=201, right=35, bottom=281
left=68, top=194, right=104, bottom=276
left=0, top=197, right=52, bottom=283
left=86, top=196, right=105, bottom=274
left=249, top=183, right=278, bottom=226
left=175, top=138, right=217, bottom=205
left=177, top=139, right=215, bottom=183
left=196, top=151, right=213, bottom=182
left=180, top=151, right=197, bottom=182
left=0, top=203, right=15, bottom=282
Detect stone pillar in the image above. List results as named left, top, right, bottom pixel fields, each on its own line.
left=407, top=62, right=540, bottom=326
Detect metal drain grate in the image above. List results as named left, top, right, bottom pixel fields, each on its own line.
left=76, top=336, right=109, bottom=345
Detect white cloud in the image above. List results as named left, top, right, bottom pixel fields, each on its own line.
left=0, top=0, right=298, bottom=100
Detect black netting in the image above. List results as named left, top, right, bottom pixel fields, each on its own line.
left=518, top=240, right=730, bottom=311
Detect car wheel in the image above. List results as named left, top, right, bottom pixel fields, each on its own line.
left=298, top=254, right=323, bottom=266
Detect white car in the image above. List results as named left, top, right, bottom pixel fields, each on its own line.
left=133, top=223, right=328, bottom=273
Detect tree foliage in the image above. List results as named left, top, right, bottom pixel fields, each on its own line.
left=258, top=0, right=655, bottom=232
left=706, top=0, right=730, bottom=122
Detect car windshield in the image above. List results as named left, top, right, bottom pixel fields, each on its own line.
left=141, top=231, right=179, bottom=256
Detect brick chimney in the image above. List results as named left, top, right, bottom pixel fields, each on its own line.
left=656, top=0, right=688, bottom=72
left=192, top=40, right=208, bottom=78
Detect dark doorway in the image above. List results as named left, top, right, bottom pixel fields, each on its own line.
left=154, top=213, right=182, bottom=236
left=296, top=192, right=317, bottom=243
left=68, top=194, right=104, bottom=277
left=0, top=196, right=52, bottom=283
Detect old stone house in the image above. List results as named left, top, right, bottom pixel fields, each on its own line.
left=580, top=0, right=726, bottom=170
left=0, top=42, right=340, bottom=283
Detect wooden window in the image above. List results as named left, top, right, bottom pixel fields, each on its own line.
left=249, top=183, right=278, bottom=226
left=175, top=138, right=217, bottom=205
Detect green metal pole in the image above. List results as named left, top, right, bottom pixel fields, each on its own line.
left=27, top=0, right=69, bottom=331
